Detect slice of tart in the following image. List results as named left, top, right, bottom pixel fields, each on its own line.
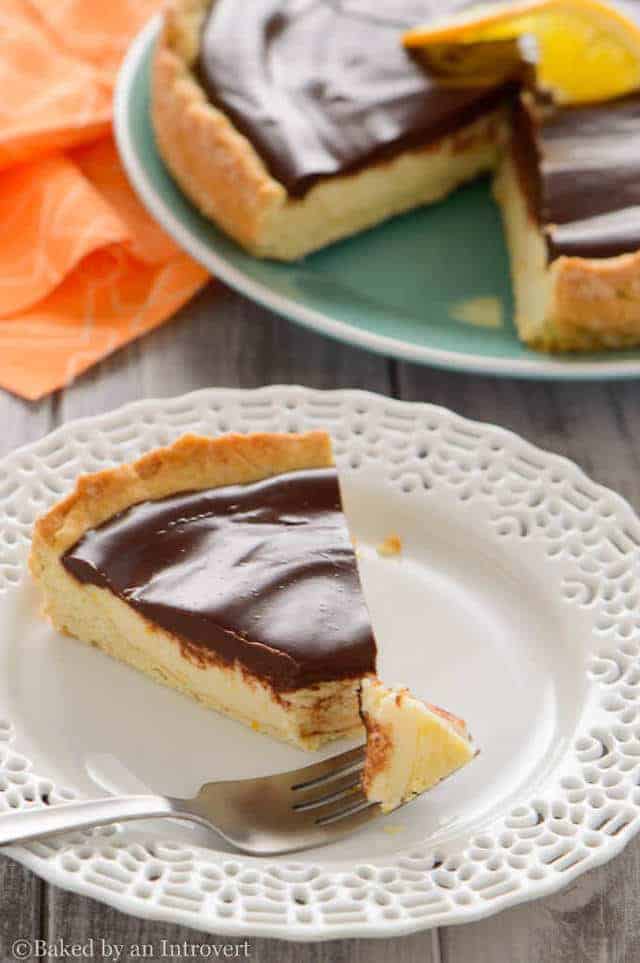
left=151, top=0, right=510, bottom=261
left=359, top=677, right=475, bottom=813
left=494, top=89, right=640, bottom=350
left=29, top=432, right=377, bottom=750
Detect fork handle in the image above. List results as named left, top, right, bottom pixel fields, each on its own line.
left=0, top=795, right=175, bottom=846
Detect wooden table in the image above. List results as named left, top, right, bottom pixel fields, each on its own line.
left=2, top=281, right=640, bottom=962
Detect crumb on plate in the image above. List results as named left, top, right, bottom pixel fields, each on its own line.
left=377, top=534, right=402, bottom=557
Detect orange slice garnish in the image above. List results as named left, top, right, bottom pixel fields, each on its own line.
left=403, top=0, right=640, bottom=103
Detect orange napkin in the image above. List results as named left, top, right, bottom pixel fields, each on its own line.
left=0, top=0, right=208, bottom=400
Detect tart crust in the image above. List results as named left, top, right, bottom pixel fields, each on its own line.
left=30, top=431, right=372, bottom=750
left=151, top=0, right=503, bottom=261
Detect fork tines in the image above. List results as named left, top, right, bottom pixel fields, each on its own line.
left=289, top=745, right=378, bottom=826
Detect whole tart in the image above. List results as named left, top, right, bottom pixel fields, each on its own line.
left=151, top=0, right=640, bottom=352
left=29, top=432, right=377, bottom=750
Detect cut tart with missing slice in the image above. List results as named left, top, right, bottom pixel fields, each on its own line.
left=359, top=677, right=476, bottom=813
left=29, top=431, right=378, bottom=750
left=152, top=0, right=640, bottom=352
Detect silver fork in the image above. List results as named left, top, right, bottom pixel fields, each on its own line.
left=0, top=746, right=380, bottom=855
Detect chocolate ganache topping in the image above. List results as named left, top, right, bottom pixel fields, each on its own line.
left=195, top=0, right=510, bottom=196
left=62, top=468, right=377, bottom=690
left=512, top=92, right=640, bottom=260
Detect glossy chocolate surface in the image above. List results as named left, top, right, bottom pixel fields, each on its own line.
left=512, top=93, right=640, bottom=260
left=196, top=0, right=508, bottom=196
left=62, top=468, right=377, bottom=690
left=197, top=0, right=640, bottom=257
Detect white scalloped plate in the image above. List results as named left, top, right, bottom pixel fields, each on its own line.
left=1, top=387, right=639, bottom=940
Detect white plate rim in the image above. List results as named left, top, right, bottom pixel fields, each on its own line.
left=1, top=385, right=640, bottom=939
left=114, top=18, right=640, bottom=383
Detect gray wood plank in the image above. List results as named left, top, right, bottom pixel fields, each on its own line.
left=134, top=282, right=390, bottom=395
left=44, top=289, right=428, bottom=960
left=0, top=393, right=52, bottom=962
left=0, top=394, right=54, bottom=459
left=0, top=857, right=43, bottom=963
left=59, top=283, right=391, bottom=424
left=396, top=364, right=640, bottom=963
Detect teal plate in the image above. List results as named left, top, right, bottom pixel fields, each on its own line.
left=114, top=18, right=640, bottom=380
